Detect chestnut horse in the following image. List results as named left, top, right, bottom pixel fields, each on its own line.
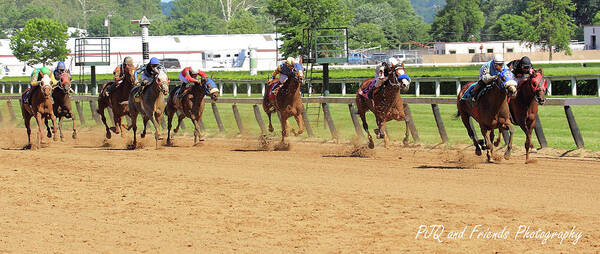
left=20, top=75, right=57, bottom=149
left=262, top=64, right=305, bottom=144
left=165, top=81, right=219, bottom=145
left=97, top=64, right=136, bottom=139
left=356, top=62, right=411, bottom=149
left=44, top=72, right=76, bottom=141
left=128, top=70, right=170, bottom=149
left=457, top=70, right=517, bottom=162
left=508, top=69, right=547, bottom=161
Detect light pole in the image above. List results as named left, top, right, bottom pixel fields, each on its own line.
left=105, top=11, right=112, bottom=37
left=131, top=16, right=151, bottom=64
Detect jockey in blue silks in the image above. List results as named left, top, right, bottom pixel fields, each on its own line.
left=268, top=57, right=303, bottom=99
left=134, top=57, right=167, bottom=98
left=53, top=61, right=71, bottom=80
left=462, top=54, right=509, bottom=102
left=360, top=57, right=410, bottom=99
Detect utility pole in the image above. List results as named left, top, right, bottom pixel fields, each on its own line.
left=105, top=11, right=112, bottom=37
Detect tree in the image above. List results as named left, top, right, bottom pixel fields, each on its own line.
left=489, top=14, right=533, bottom=41
left=352, top=2, right=395, bottom=27
left=594, top=11, right=600, bottom=24
left=9, top=18, right=70, bottom=67
left=523, top=0, right=576, bottom=60
left=268, top=0, right=353, bottom=57
left=170, top=12, right=227, bottom=35
left=228, top=10, right=261, bottom=34
left=479, top=0, right=527, bottom=40
left=572, top=0, right=600, bottom=26
left=349, top=23, right=387, bottom=49
left=430, top=0, right=484, bottom=42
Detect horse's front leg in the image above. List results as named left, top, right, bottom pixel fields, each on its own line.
left=50, top=113, right=58, bottom=142
left=293, top=113, right=304, bottom=136
left=24, top=115, right=33, bottom=150
left=279, top=114, right=288, bottom=144
left=482, top=128, right=494, bottom=162
left=151, top=113, right=162, bottom=149
left=141, top=116, right=149, bottom=139
left=44, top=118, right=52, bottom=138
left=98, top=106, right=112, bottom=139
left=359, top=112, right=374, bottom=149
left=71, top=114, right=77, bottom=139
left=403, top=119, right=410, bottom=146
left=58, top=116, right=65, bottom=141
left=504, top=123, right=515, bottom=160
left=35, top=113, right=44, bottom=148
left=166, top=111, right=174, bottom=146
left=381, top=120, right=390, bottom=149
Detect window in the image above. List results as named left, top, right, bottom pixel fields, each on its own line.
left=468, top=49, right=475, bottom=53
left=449, top=50, right=456, bottom=54
left=507, top=48, right=514, bottom=53
left=226, top=54, right=231, bottom=57
left=214, top=54, right=221, bottom=58
left=487, top=48, right=494, bottom=53
left=234, top=54, right=239, bottom=57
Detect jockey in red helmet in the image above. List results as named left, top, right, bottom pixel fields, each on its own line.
left=178, top=66, right=205, bottom=98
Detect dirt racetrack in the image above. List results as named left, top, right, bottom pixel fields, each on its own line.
left=1, top=126, right=599, bottom=253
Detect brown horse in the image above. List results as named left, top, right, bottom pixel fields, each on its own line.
left=20, top=75, right=57, bottom=149
left=457, top=70, right=518, bottom=162
left=262, top=65, right=305, bottom=144
left=97, top=64, right=136, bottom=139
left=356, top=62, right=411, bottom=149
left=165, top=81, right=219, bottom=145
left=508, top=69, right=547, bottom=161
left=128, top=70, right=170, bottom=149
left=44, top=72, right=76, bottom=141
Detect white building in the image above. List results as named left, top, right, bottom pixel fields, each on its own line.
left=433, top=41, right=540, bottom=55
left=0, top=33, right=281, bottom=77
left=584, top=25, right=600, bottom=50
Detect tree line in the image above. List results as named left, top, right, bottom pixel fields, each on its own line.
left=2, top=0, right=600, bottom=65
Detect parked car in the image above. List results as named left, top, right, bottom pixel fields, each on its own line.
left=348, top=52, right=370, bottom=64
left=368, top=53, right=389, bottom=64
left=160, top=58, right=181, bottom=69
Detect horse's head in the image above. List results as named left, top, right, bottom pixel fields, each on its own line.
left=155, top=70, right=170, bottom=95
left=529, top=69, right=547, bottom=105
left=40, top=74, right=53, bottom=98
left=498, top=70, right=517, bottom=98
left=292, top=63, right=305, bottom=83
left=200, top=76, right=219, bottom=101
left=57, top=72, right=72, bottom=94
left=394, top=63, right=411, bottom=93
left=123, top=64, right=136, bottom=84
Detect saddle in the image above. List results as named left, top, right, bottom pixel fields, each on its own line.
left=360, top=79, right=379, bottom=100
left=267, top=78, right=281, bottom=99
left=461, top=82, right=491, bottom=102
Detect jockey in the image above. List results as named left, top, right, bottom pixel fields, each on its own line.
left=134, top=57, right=167, bottom=97
left=466, top=54, right=508, bottom=102
left=105, top=56, right=135, bottom=96
left=177, top=66, right=202, bottom=98
left=24, top=66, right=57, bottom=104
left=268, top=57, right=298, bottom=98
left=507, top=56, right=533, bottom=80
left=52, top=61, right=71, bottom=80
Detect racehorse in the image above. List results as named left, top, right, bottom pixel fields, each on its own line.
left=128, top=70, right=170, bottom=149
left=20, top=75, right=57, bottom=149
left=165, top=81, right=219, bottom=145
left=44, top=72, right=76, bottom=141
left=457, top=70, right=518, bottom=162
left=97, top=64, right=136, bottom=139
left=262, top=64, right=305, bottom=144
left=356, top=62, right=411, bottom=149
left=508, top=69, right=547, bottom=161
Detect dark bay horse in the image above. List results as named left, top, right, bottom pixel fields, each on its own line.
left=97, top=64, right=136, bottom=139
left=128, top=70, right=170, bottom=149
left=457, top=70, right=518, bottom=162
left=44, top=72, right=76, bottom=141
left=20, top=75, right=57, bottom=149
left=262, top=64, right=305, bottom=144
left=165, top=81, right=219, bottom=145
left=356, top=62, right=411, bottom=149
left=508, top=69, right=547, bottom=161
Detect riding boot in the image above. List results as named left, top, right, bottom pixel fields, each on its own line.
left=471, top=81, right=484, bottom=103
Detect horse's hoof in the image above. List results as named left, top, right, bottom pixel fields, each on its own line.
left=268, top=127, right=274, bottom=132
left=141, top=133, right=146, bottom=138
left=53, top=136, right=58, bottom=141
left=127, top=144, right=136, bottom=150
left=475, top=149, right=482, bottom=156
left=106, top=132, right=112, bottom=139
left=22, top=144, right=32, bottom=150
left=72, top=132, right=77, bottom=139
left=60, top=136, right=65, bottom=142
left=109, top=127, right=117, bottom=134
left=368, top=139, right=375, bottom=149
left=47, top=132, right=52, bottom=138
left=173, top=128, right=179, bottom=133
left=403, top=139, right=409, bottom=146
left=494, top=140, right=500, bottom=147
left=157, top=136, right=163, bottom=140
left=292, top=129, right=299, bottom=136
